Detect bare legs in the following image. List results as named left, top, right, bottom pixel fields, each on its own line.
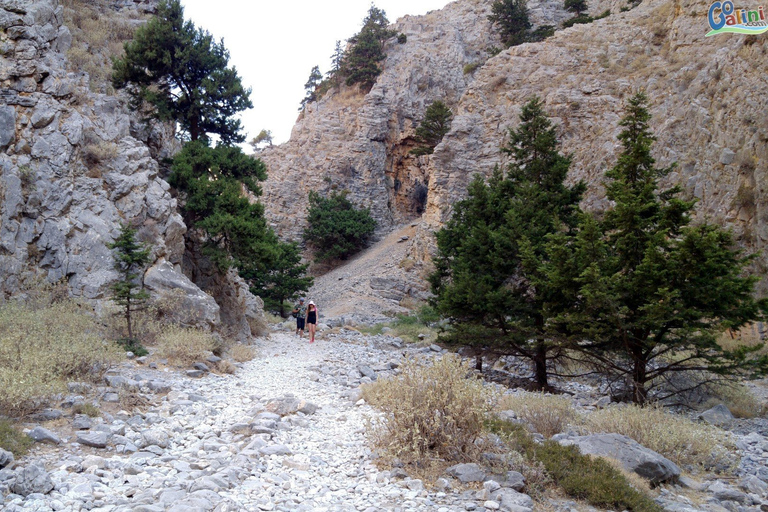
left=308, top=323, right=316, bottom=343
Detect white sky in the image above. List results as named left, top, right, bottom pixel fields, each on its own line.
left=181, top=1, right=452, bottom=146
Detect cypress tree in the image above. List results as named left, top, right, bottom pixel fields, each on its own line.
left=410, top=100, right=453, bottom=156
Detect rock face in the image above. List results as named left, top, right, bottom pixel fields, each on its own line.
left=0, top=0, right=266, bottom=336
left=262, top=0, right=768, bottom=294
left=555, top=432, right=681, bottom=483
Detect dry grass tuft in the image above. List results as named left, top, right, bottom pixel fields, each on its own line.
left=578, top=404, right=735, bottom=471
left=0, top=283, right=121, bottom=416
left=155, top=326, right=217, bottom=367
left=363, top=355, right=496, bottom=465
left=215, top=360, right=237, bottom=374
left=499, top=392, right=577, bottom=438
left=703, top=381, right=767, bottom=419
left=230, top=344, right=256, bottom=363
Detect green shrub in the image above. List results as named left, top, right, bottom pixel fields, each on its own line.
left=562, top=14, right=593, bottom=27
left=0, top=287, right=121, bottom=416
left=535, top=441, right=662, bottom=512
left=463, top=62, right=481, bottom=75
left=363, top=355, right=496, bottom=464
left=116, top=338, right=149, bottom=357
left=0, top=419, right=33, bottom=457
left=303, top=190, right=376, bottom=263
left=397, top=33, right=407, bottom=44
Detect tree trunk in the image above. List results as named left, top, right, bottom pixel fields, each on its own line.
left=126, top=300, right=133, bottom=340
left=475, top=354, right=483, bottom=372
left=533, top=340, right=549, bottom=391
left=632, top=354, right=648, bottom=405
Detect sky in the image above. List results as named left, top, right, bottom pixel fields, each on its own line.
left=181, top=1, right=452, bottom=146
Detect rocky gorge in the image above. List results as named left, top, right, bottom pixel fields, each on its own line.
left=1, top=328, right=768, bottom=512
left=0, top=0, right=267, bottom=339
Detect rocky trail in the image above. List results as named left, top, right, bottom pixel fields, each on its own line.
left=2, top=328, right=768, bottom=512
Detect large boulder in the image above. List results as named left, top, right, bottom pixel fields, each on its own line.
left=0, top=448, right=13, bottom=469
left=697, top=404, right=734, bottom=426
left=144, top=259, right=220, bottom=330
left=555, top=433, right=680, bottom=484
left=445, top=463, right=487, bottom=483
left=10, top=464, right=54, bottom=496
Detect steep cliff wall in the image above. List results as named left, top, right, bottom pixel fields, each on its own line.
left=0, top=0, right=267, bottom=337
left=263, top=0, right=767, bottom=296
left=422, top=0, right=768, bottom=290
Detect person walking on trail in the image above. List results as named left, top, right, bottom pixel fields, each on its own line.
left=306, top=301, right=319, bottom=343
left=292, top=298, right=307, bottom=338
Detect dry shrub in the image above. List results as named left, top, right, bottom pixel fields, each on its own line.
left=362, top=355, right=496, bottom=464
left=499, top=392, right=577, bottom=438
left=215, top=360, right=237, bottom=375
left=579, top=404, right=735, bottom=471
left=0, top=285, right=121, bottom=416
left=703, top=382, right=767, bottom=419
left=72, top=403, right=100, bottom=418
left=156, top=326, right=216, bottom=366
left=230, top=344, right=256, bottom=363
left=0, top=419, right=33, bottom=456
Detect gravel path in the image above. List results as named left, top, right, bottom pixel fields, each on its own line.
left=0, top=331, right=491, bottom=512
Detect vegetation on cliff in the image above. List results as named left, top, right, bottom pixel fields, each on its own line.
left=410, top=100, right=453, bottom=156
left=303, top=191, right=377, bottom=263
left=108, top=224, right=151, bottom=346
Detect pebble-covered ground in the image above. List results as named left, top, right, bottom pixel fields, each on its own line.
left=2, top=329, right=768, bottom=512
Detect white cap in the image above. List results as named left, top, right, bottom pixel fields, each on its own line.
left=308, top=301, right=315, bottom=306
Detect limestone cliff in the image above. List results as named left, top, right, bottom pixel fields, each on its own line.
left=0, top=0, right=267, bottom=338
left=262, top=0, right=767, bottom=296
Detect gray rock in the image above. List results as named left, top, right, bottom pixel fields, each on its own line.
left=27, top=426, right=60, bottom=445
left=558, top=433, right=680, bottom=483
left=259, top=444, right=292, bottom=456
left=446, top=463, right=486, bottom=483
left=10, top=465, right=53, bottom=496
left=71, top=415, right=91, bottom=430
left=493, top=488, right=534, bottom=512
left=193, top=362, right=210, bottom=372
left=76, top=431, right=108, bottom=449
left=358, top=365, right=376, bottom=379
left=720, top=148, right=736, bottom=165
left=740, top=475, right=768, bottom=496
left=502, top=471, right=526, bottom=492
left=186, top=370, right=204, bottom=378
left=0, top=448, right=14, bottom=469
left=30, top=106, right=55, bottom=128
left=0, top=105, right=15, bottom=148
left=265, top=396, right=318, bottom=416
left=140, top=429, right=170, bottom=449
left=709, top=481, right=748, bottom=504
left=28, top=409, right=62, bottom=422
left=698, top=404, right=734, bottom=425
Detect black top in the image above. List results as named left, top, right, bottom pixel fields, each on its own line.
left=307, top=310, right=317, bottom=324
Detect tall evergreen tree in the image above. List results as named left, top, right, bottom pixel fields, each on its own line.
left=168, top=141, right=275, bottom=273
left=243, top=241, right=314, bottom=317
left=108, top=224, right=151, bottom=341
left=343, top=4, right=396, bottom=90
left=300, top=66, right=323, bottom=111
left=488, top=0, right=532, bottom=47
left=303, top=191, right=377, bottom=263
left=541, top=93, right=767, bottom=403
left=430, top=98, right=584, bottom=389
left=112, top=0, right=252, bottom=144
left=410, top=100, right=453, bottom=156
left=329, top=40, right=346, bottom=77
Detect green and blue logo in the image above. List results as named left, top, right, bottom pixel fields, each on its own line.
left=707, top=1, right=768, bottom=36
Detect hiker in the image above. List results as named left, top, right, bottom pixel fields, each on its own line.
left=292, top=298, right=307, bottom=338
left=306, top=301, right=319, bottom=343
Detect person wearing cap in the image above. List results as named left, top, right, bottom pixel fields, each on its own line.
left=292, top=298, right=307, bottom=338
left=305, top=300, right=319, bottom=343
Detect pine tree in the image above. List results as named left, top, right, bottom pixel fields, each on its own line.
left=112, top=0, right=252, bottom=144
left=303, top=191, right=377, bottom=263
left=489, top=0, right=532, bottom=47
left=430, top=98, right=584, bottom=388
left=167, top=141, right=274, bottom=273
left=249, top=129, right=273, bottom=152
left=343, top=4, right=397, bottom=90
left=108, top=224, right=151, bottom=341
left=564, top=0, right=588, bottom=15
left=330, top=40, right=345, bottom=76
left=542, top=93, right=768, bottom=404
left=243, top=241, right=314, bottom=317
left=300, top=66, right=323, bottom=111
left=410, top=100, right=453, bottom=156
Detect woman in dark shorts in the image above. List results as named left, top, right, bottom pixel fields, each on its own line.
left=306, top=301, right=318, bottom=343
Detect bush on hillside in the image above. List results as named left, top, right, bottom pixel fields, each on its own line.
left=303, top=190, right=376, bottom=263
left=500, top=392, right=577, bottom=438
left=362, top=355, right=495, bottom=464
